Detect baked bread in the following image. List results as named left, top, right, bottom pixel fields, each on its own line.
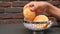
left=23, top=6, right=36, bottom=22
left=33, top=15, right=49, bottom=22
left=33, top=15, right=49, bottom=28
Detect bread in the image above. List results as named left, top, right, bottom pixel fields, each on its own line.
left=23, top=6, right=36, bottom=22
left=33, top=15, right=49, bottom=22
left=33, top=15, right=49, bottom=28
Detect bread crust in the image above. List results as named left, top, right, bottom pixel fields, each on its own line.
left=23, top=6, right=36, bottom=22
left=33, top=15, right=49, bottom=28
left=33, top=15, right=49, bottom=22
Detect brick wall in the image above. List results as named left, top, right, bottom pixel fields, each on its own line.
left=0, top=0, right=60, bottom=24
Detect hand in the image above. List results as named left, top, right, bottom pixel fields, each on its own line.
left=24, top=1, right=49, bottom=13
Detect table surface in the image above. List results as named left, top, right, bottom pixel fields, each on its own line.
left=0, top=23, right=60, bottom=34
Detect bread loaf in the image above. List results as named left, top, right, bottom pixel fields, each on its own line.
left=33, top=15, right=49, bottom=28
left=33, top=15, right=49, bottom=22
left=23, top=6, right=36, bottom=22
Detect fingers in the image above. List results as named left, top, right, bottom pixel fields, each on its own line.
left=24, top=2, right=37, bottom=11
left=24, top=1, right=47, bottom=12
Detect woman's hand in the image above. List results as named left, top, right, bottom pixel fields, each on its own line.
left=24, top=1, right=60, bottom=20
left=24, top=1, right=49, bottom=13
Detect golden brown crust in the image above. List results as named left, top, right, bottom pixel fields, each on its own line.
left=23, top=6, right=36, bottom=22
left=33, top=15, right=49, bottom=22
left=33, top=15, right=49, bottom=28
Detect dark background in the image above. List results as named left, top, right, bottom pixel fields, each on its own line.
left=0, top=0, right=60, bottom=24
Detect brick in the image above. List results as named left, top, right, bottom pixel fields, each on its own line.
left=0, top=0, right=17, bottom=2
left=10, top=0, right=17, bottom=1
left=53, top=0, right=60, bottom=1
left=20, top=0, right=34, bottom=1
left=36, top=0, right=46, bottom=1
left=0, top=7, right=5, bottom=12
left=57, top=5, right=60, bottom=8
left=0, top=2, right=11, bottom=7
left=54, top=4, right=60, bottom=8
left=6, top=7, right=23, bottom=13
left=12, top=1, right=30, bottom=7
left=0, top=19, right=23, bottom=24
left=49, top=1, right=60, bottom=5
left=12, top=1, right=60, bottom=7
left=0, top=13, right=23, bottom=18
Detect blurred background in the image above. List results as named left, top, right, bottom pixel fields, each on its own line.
left=0, top=0, right=60, bottom=34
left=0, top=0, right=60, bottom=24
